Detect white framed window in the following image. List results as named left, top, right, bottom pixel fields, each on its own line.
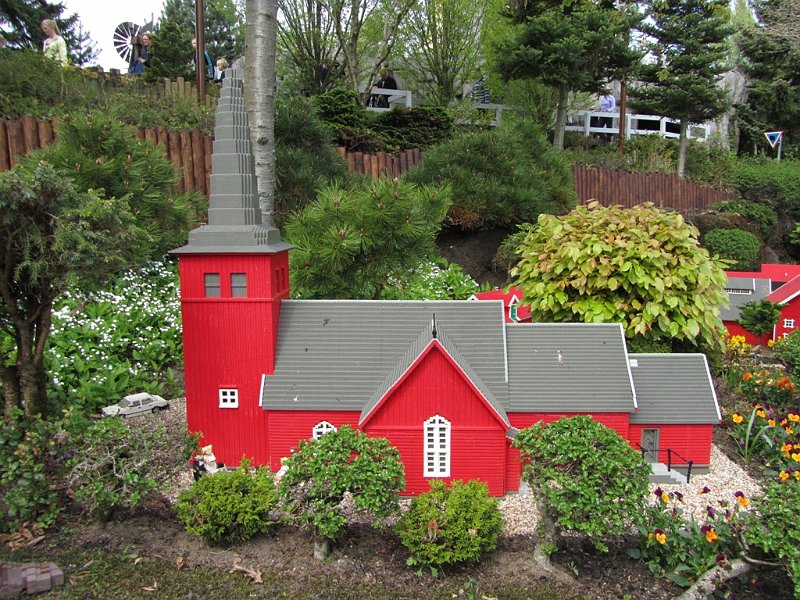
left=219, top=388, right=239, bottom=408
left=784, top=319, right=795, bottom=329
left=312, top=421, right=337, bottom=440
left=424, top=415, right=451, bottom=477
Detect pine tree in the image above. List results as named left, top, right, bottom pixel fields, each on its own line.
left=493, top=0, right=642, bottom=149
left=0, top=0, right=98, bottom=65
left=159, top=0, right=245, bottom=65
left=145, top=19, right=194, bottom=81
left=630, top=0, right=732, bottom=176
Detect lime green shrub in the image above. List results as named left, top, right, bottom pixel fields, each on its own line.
left=405, top=118, right=577, bottom=230
left=176, top=461, right=278, bottom=543
left=703, top=228, right=760, bottom=271
left=774, top=330, right=800, bottom=375
left=396, top=479, right=502, bottom=573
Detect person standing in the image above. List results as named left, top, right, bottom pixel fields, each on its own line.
left=40, top=19, right=67, bottom=65
left=191, top=37, right=214, bottom=80
left=371, top=67, right=397, bottom=108
left=599, top=93, right=616, bottom=127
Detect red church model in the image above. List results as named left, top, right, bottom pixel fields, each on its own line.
left=172, top=72, right=720, bottom=496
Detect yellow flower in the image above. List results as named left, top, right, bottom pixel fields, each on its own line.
left=787, top=427, right=796, bottom=436
left=789, top=413, right=800, bottom=423
left=768, top=339, right=776, bottom=348
left=795, top=472, right=800, bottom=481
left=705, top=527, right=718, bottom=543
left=756, top=409, right=767, bottom=418
left=732, top=413, right=744, bottom=424
left=661, top=492, right=671, bottom=504
left=656, top=532, right=666, bottom=544
left=792, top=452, right=800, bottom=462
left=769, top=419, right=776, bottom=427
left=780, top=471, right=790, bottom=481
left=736, top=495, right=750, bottom=508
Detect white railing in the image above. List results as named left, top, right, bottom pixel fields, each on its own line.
left=565, top=110, right=711, bottom=142
left=364, top=87, right=413, bottom=111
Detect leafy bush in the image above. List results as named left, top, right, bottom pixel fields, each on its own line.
left=396, top=479, right=502, bottom=573
left=632, top=487, right=751, bottom=587
left=373, top=106, right=453, bottom=152
left=279, top=425, right=405, bottom=558
left=737, top=299, right=781, bottom=343
left=405, top=118, right=577, bottom=230
left=714, top=199, right=777, bottom=238
left=514, top=416, right=650, bottom=552
left=381, top=259, right=484, bottom=300
left=774, top=330, right=800, bottom=374
left=47, top=260, right=183, bottom=414
left=105, top=89, right=215, bottom=134
left=730, top=160, right=800, bottom=219
left=0, top=413, right=65, bottom=532
left=175, top=461, right=278, bottom=543
left=703, top=228, right=761, bottom=271
left=65, top=417, right=191, bottom=522
left=274, top=94, right=353, bottom=226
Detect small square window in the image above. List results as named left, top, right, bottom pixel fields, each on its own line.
left=219, top=388, right=238, bottom=408
left=231, top=273, right=247, bottom=298
left=784, top=319, right=795, bottom=329
left=205, top=273, right=220, bottom=298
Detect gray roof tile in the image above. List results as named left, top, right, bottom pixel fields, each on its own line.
left=722, top=276, right=771, bottom=321
left=505, top=323, right=635, bottom=413
left=628, top=354, right=720, bottom=424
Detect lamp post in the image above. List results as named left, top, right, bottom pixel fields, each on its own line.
left=195, top=0, right=206, bottom=100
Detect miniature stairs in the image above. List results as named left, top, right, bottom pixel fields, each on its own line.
left=649, top=462, right=688, bottom=485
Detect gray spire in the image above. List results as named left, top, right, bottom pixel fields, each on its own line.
left=172, top=69, right=291, bottom=254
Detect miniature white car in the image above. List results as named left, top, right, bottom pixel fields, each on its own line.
left=101, top=392, right=169, bottom=418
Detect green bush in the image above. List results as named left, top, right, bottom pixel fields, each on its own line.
left=105, top=89, right=215, bottom=134
left=175, top=461, right=278, bottom=543
left=730, top=160, right=800, bottom=219
left=381, top=259, right=484, bottom=300
left=703, top=228, right=761, bottom=270
left=274, top=95, right=353, bottom=226
left=773, top=330, right=800, bottom=375
left=396, top=480, right=502, bottom=572
left=373, top=106, right=453, bottom=152
left=714, top=199, right=777, bottom=238
left=405, top=118, right=577, bottom=230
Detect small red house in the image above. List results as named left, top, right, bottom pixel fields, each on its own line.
left=172, top=72, right=721, bottom=496
left=469, top=287, right=531, bottom=322
left=723, top=265, right=800, bottom=343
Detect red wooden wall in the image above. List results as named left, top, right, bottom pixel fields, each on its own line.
left=628, top=424, right=715, bottom=467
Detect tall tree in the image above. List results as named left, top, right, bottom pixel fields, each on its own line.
left=0, top=0, right=98, bottom=64
left=493, top=0, right=641, bottom=149
left=245, top=0, right=279, bottom=226
left=396, top=0, right=487, bottom=106
left=630, top=0, right=732, bottom=176
left=145, top=19, right=193, bottom=81
left=277, top=0, right=341, bottom=95
left=324, top=0, right=416, bottom=105
left=159, top=0, right=245, bottom=64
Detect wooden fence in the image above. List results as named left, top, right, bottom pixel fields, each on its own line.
left=571, top=164, right=736, bottom=212
left=0, top=116, right=212, bottom=195
left=337, top=147, right=422, bottom=179
left=83, top=69, right=218, bottom=107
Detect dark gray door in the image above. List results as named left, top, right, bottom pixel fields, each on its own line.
left=641, top=429, right=660, bottom=463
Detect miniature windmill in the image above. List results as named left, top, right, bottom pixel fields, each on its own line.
left=113, top=21, right=153, bottom=64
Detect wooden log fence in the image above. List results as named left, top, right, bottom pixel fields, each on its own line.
left=81, top=69, right=218, bottom=107
left=571, top=164, right=736, bottom=213
left=0, top=117, right=212, bottom=196
left=337, top=147, right=422, bottom=179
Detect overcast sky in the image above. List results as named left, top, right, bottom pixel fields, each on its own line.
left=63, top=0, right=165, bottom=71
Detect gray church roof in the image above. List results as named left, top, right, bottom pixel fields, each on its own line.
left=722, top=276, right=771, bottom=321
left=505, top=323, right=636, bottom=413
left=262, top=300, right=510, bottom=414
left=628, top=353, right=721, bottom=424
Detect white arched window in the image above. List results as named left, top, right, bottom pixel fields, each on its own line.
left=312, top=421, right=337, bottom=440
left=424, top=415, right=451, bottom=477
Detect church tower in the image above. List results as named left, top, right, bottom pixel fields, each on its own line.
left=172, top=71, right=291, bottom=465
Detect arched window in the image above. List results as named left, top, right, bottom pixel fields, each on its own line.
left=424, top=415, right=451, bottom=477
left=312, top=421, right=337, bottom=440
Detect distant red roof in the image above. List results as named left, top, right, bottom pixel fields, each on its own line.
left=470, top=287, right=531, bottom=322
left=767, top=275, right=800, bottom=305
left=726, top=264, right=800, bottom=282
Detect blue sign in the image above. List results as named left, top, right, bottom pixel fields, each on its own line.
left=765, top=131, right=784, bottom=149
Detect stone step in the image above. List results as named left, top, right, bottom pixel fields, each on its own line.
left=649, top=462, right=688, bottom=485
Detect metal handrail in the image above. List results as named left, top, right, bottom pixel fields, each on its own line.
left=635, top=443, right=694, bottom=483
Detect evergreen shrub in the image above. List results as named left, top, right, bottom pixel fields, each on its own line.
left=714, top=199, right=777, bottom=238
left=405, top=118, right=577, bottom=230
left=730, top=160, right=800, bottom=218
left=703, top=228, right=760, bottom=270
left=396, top=479, right=502, bottom=572
left=373, top=106, right=453, bottom=152
left=176, top=461, right=278, bottom=543
left=145, top=20, right=193, bottom=82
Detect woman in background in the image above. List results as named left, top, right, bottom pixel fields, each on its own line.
left=128, top=32, right=152, bottom=74
left=40, top=19, right=67, bottom=65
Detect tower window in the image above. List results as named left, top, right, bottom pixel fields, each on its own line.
left=219, top=388, right=239, bottom=408
left=204, top=273, right=220, bottom=297
left=424, top=415, right=451, bottom=477
left=231, top=273, right=247, bottom=297
left=312, top=421, right=337, bottom=440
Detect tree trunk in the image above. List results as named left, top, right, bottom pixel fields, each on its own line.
left=675, top=558, right=752, bottom=600
left=245, top=0, right=279, bottom=227
left=677, top=119, right=689, bottom=178
left=532, top=492, right=576, bottom=586
left=313, top=535, right=331, bottom=560
left=1, top=362, right=21, bottom=417
left=553, top=84, right=568, bottom=151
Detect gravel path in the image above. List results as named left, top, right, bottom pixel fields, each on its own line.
left=147, top=397, right=761, bottom=536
